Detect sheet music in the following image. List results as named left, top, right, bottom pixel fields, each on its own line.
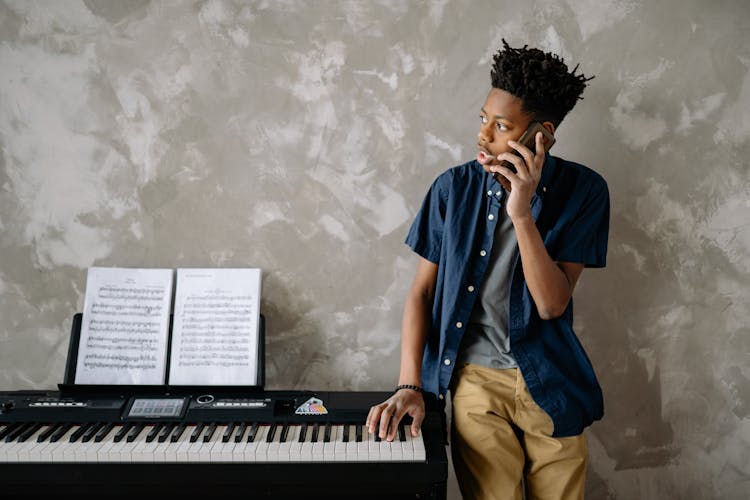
left=168, top=268, right=262, bottom=385
left=75, top=267, right=173, bottom=385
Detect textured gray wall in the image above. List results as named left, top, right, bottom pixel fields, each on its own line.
left=1, top=0, right=748, bottom=498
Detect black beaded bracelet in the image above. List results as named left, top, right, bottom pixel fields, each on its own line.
left=394, top=384, right=423, bottom=394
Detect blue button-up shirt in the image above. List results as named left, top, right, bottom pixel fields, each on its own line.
left=405, top=155, right=609, bottom=437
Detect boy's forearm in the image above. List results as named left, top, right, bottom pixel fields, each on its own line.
left=513, top=214, right=573, bottom=319
left=398, top=292, right=431, bottom=386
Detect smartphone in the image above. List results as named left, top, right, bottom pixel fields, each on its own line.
left=500, top=121, right=556, bottom=173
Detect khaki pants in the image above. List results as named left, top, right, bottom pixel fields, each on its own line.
left=450, top=363, right=587, bottom=500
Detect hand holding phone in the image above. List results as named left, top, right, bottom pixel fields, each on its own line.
left=500, top=121, right=555, bottom=173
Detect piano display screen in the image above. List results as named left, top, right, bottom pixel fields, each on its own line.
left=127, top=398, right=185, bottom=418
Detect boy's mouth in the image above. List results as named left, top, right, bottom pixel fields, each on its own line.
left=477, top=148, right=495, bottom=165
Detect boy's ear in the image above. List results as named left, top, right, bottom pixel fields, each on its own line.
left=542, top=121, right=556, bottom=137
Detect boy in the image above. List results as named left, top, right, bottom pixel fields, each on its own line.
left=367, top=40, right=609, bottom=500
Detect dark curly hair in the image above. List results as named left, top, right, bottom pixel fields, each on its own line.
left=491, top=39, right=593, bottom=126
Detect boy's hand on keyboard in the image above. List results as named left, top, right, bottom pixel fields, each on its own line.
left=366, top=389, right=425, bottom=442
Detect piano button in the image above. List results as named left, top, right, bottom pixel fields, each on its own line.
left=189, top=422, right=206, bottom=443
left=81, top=422, right=103, bottom=443
left=203, top=422, right=218, bottom=443
left=222, top=422, right=236, bottom=443
left=157, top=422, right=175, bottom=443
left=234, top=422, right=248, bottom=443
left=113, top=423, right=132, bottom=443
left=94, top=422, right=114, bottom=443
left=146, top=423, right=162, bottom=443
left=246, top=422, right=259, bottom=443
left=126, top=423, right=145, bottom=443
left=50, top=423, right=74, bottom=443
left=170, top=423, right=187, bottom=443
left=265, top=423, right=278, bottom=443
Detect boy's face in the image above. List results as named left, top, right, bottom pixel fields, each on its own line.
left=476, top=88, right=536, bottom=187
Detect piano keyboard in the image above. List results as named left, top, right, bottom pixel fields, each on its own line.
left=0, top=421, right=426, bottom=463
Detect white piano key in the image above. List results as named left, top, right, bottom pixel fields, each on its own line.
left=298, top=425, right=315, bottom=462
left=266, top=425, right=283, bottom=462
left=175, top=426, right=198, bottom=462
left=162, top=428, right=191, bottom=463
left=49, top=427, right=78, bottom=463
left=1, top=437, right=26, bottom=462
left=322, top=425, right=338, bottom=462
left=128, top=429, right=153, bottom=463
left=402, top=427, right=416, bottom=461
left=390, top=426, right=405, bottom=462
left=356, top=425, right=370, bottom=462
left=411, top=429, right=426, bottom=461
left=14, top=427, right=50, bottom=462
left=209, top=426, right=235, bottom=463
left=367, top=430, right=380, bottom=462
left=243, top=425, right=268, bottom=462
left=196, top=426, right=220, bottom=462
left=30, top=434, right=59, bottom=463
left=186, top=429, right=209, bottom=462
left=276, top=425, right=298, bottom=463
left=333, top=425, right=347, bottom=462
left=310, top=425, right=325, bottom=462
left=345, top=425, right=359, bottom=462
left=289, top=425, right=304, bottom=463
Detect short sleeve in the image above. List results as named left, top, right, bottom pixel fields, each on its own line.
left=553, top=178, right=610, bottom=268
left=404, top=175, right=448, bottom=264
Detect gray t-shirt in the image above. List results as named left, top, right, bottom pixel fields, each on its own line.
left=456, top=207, right=518, bottom=369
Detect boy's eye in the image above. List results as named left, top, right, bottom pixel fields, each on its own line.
left=496, top=122, right=507, bottom=131
left=479, top=115, right=488, bottom=124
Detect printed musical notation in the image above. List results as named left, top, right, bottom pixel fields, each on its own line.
left=168, top=269, right=262, bottom=385
left=75, top=268, right=173, bottom=385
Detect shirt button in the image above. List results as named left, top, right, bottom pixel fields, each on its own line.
left=488, top=214, right=495, bottom=221
left=456, top=322, right=463, bottom=328
left=467, top=285, right=475, bottom=292
left=439, top=394, right=444, bottom=400
left=495, top=191, right=502, bottom=197
left=487, top=190, right=493, bottom=196
left=444, top=359, right=451, bottom=366
left=480, top=250, right=487, bottom=257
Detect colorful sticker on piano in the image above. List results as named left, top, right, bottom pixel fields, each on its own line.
left=294, top=397, right=328, bottom=415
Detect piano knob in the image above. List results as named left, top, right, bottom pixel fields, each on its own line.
left=0, top=400, right=14, bottom=413
left=196, top=395, right=214, bottom=405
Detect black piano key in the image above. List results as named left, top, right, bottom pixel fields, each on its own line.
left=265, top=424, right=277, bottom=443
left=342, top=424, right=350, bottom=443
left=4, top=422, right=31, bottom=442
left=375, top=430, right=382, bottom=442
left=246, top=423, right=259, bottom=443
left=18, top=423, right=43, bottom=443
left=311, top=423, right=320, bottom=443
left=298, top=424, right=307, bottom=443
left=323, top=422, right=332, bottom=443
left=234, top=422, right=248, bottom=443
left=69, top=423, right=93, bottom=443
left=50, top=423, right=73, bottom=443
left=170, top=423, right=186, bottom=443
left=146, top=423, right=162, bottom=443
left=398, top=424, right=406, bottom=442
left=0, top=423, right=16, bottom=440
left=158, top=423, right=175, bottom=443
left=355, top=423, right=363, bottom=443
left=126, top=423, right=145, bottom=443
left=81, top=422, right=104, bottom=443
left=190, top=423, right=205, bottom=443
left=113, top=423, right=133, bottom=443
left=222, top=423, right=236, bottom=443
left=279, top=424, right=289, bottom=443
left=94, top=423, right=114, bottom=443
left=38, top=424, right=60, bottom=443
left=203, top=422, right=218, bottom=442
